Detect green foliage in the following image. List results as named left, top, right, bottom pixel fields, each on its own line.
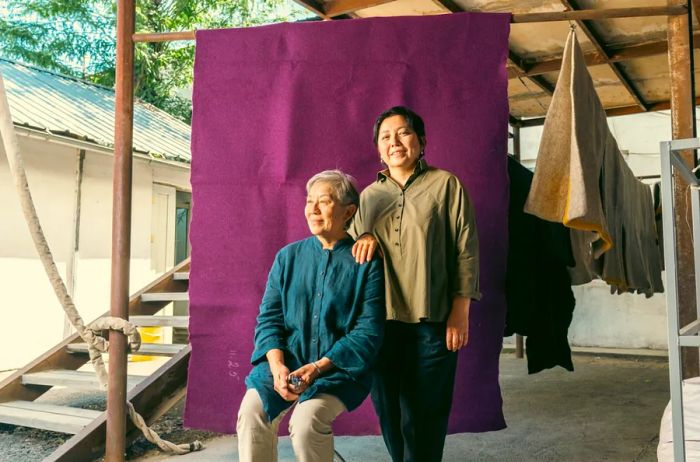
left=0, top=0, right=308, bottom=123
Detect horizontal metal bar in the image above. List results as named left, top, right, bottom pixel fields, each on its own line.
left=511, top=5, right=686, bottom=23
left=131, top=5, right=688, bottom=43
left=679, top=336, right=700, bottom=347
left=133, top=31, right=195, bottom=43
left=668, top=137, right=700, bottom=152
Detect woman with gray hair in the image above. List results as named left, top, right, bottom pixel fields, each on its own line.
left=237, top=170, right=385, bottom=462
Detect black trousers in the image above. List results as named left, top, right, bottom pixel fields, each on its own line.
left=371, top=321, right=458, bottom=462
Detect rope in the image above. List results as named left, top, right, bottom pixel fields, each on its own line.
left=0, top=71, right=202, bottom=455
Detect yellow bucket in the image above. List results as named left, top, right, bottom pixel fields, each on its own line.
left=130, top=327, right=162, bottom=362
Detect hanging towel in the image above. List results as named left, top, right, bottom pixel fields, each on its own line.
left=524, top=29, right=663, bottom=296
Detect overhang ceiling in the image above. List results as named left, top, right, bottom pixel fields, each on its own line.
left=292, top=0, right=700, bottom=124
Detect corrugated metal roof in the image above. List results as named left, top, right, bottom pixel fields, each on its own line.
left=0, top=58, right=191, bottom=164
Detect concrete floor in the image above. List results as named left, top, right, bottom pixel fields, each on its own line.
left=136, top=352, right=669, bottom=462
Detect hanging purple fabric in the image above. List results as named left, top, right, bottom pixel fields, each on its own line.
left=186, top=12, right=510, bottom=435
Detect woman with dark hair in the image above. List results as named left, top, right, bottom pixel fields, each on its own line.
left=350, top=106, right=481, bottom=462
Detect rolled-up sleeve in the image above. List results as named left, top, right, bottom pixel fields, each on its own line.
left=250, top=252, right=287, bottom=365
left=449, top=177, right=482, bottom=301
left=324, top=258, right=385, bottom=378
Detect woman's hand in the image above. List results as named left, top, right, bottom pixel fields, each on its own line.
left=287, top=363, right=322, bottom=395
left=267, top=350, right=299, bottom=402
left=446, top=297, right=471, bottom=352
left=352, top=233, right=382, bottom=264
left=270, top=362, right=299, bottom=401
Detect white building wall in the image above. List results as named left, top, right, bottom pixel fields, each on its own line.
left=0, top=134, right=189, bottom=370
left=515, top=111, right=677, bottom=351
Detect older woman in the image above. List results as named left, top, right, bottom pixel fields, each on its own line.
left=237, top=170, right=385, bottom=462
left=350, top=106, right=481, bottom=462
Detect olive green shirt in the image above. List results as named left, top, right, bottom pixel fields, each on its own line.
left=349, top=159, right=481, bottom=323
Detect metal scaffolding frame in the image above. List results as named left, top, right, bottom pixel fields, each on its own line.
left=661, top=137, right=700, bottom=462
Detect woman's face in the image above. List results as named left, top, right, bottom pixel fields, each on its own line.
left=305, top=182, right=354, bottom=239
left=377, top=115, right=423, bottom=171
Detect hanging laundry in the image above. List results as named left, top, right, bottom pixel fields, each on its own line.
left=506, top=156, right=576, bottom=374
left=524, top=29, right=663, bottom=297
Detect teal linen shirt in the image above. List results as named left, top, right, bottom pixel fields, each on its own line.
left=245, top=236, right=385, bottom=421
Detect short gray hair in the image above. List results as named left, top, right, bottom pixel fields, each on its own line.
left=306, top=170, right=360, bottom=207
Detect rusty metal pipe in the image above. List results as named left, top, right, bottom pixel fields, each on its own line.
left=667, top=0, right=699, bottom=379
left=106, top=0, right=135, bottom=460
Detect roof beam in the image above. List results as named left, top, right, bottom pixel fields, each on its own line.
left=512, top=5, right=686, bottom=23
left=509, top=51, right=555, bottom=95
left=430, top=0, right=460, bottom=13
left=561, top=0, right=648, bottom=111
left=324, top=0, right=395, bottom=17
left=511, top=35, right=700, bottom=78
left=292, top=0, right=331, bottom=19
left=517, top=96, right=700, bottom=127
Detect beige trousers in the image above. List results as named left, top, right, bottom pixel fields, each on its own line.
left=237, top=388, right=346, bottom=462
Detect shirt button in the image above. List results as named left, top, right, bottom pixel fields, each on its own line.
left=398, top=204, right=402, bottom=208
left=395, top=242, right=399, bottom=246
left=317, top=293, right=321, bottom=297
left=312, top=338, right=317, bottom=343
left=396, top=216, right=400, bottom=219
left=320, top=271, right=324, bottom=276
left=395, top=228, right=399, bottom=232
left=313, top=315, right=318, bottom=319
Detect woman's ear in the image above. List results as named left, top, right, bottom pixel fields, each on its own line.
left=345, top=204, right=358, bottom=223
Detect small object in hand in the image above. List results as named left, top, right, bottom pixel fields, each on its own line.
left=287, top=375, right=304, bottom=390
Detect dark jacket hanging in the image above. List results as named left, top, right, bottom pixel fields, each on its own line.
left=506, top=156, right=576, bottom=374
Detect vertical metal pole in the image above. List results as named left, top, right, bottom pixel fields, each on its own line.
left=668, top=0, right=699, bottom=379
left=106, top=0, right=134, bottom=460
left=661, top=142, right=686, bottom=462
left=512, top=122, right=524, bottom=359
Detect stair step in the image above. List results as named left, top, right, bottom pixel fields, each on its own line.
left=21, top=370, right=146, bottom=390
left=66, top=342, right=187, bottom=357
left=141, top=292, right=189, bottom=302
left=129, top=315, right=189, bottom=327
left=0, top=400, right=102, bottom=434
left=173, top=272, right=190, bottom=280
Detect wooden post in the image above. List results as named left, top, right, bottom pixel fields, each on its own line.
left=668, top=0, right=699, bottom=379
left=63, top=149, right=85, bottom=338
left=107, top=0, right=134, bottom=460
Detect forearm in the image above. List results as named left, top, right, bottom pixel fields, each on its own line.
left=313, top=357, right=335, bottom=374
left=451, top=296, right=470, bottom=319
left=266, top=349, right=285, bottom=367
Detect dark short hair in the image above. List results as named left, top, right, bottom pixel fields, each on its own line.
left=372, top=106, right=426, bottom=147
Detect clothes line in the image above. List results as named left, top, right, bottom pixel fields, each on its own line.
left=131, top=5, right=686, bottom=43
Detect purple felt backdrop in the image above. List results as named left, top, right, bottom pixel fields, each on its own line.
left=185, top=13, right=510, bottom=435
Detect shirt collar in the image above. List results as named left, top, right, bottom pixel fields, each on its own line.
left=310, top=234, right=354, bottom=251
left=377, top=158, right=429, bottom=187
